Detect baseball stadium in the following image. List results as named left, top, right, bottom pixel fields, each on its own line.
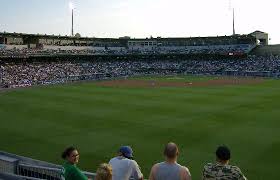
left=1, top=29, right=280, bottom=180
left=1, top=0, right=280, bottom=178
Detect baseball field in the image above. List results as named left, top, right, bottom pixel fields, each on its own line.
left=0, top=75, right=279, bottom=179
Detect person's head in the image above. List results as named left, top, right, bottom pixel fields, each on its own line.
left=118, top=146, right=133, bottom=159
left=164, top=142, right=179, bottom=162
left=61, top=146, right=79, bottom=164
left=216, top=145, right=231, bottom=164
left=95, top=163, right=113, bottom=180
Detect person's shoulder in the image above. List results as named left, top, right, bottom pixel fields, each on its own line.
left=179, top=164, right=191, bottom=173
left=227, top=165, right=243, bottom=174
left=63, top=162, right=74, bottom=170
left=109, top=157, right=116, bottom=161
left=227, top=165, right=241, bottom=172
left=109, top=157, right=118, bottom=163
left=181, top=165, right=190, bottom=171
left=203, top=163, right=214, bottom=170
left=150, top=162, right=162, bottom=175
left=204, top=162, right=214, bottom=167
left=129, top=159, right=141, bottom=167
left=152, top=162, right=162, bottom=168
left=179, top=165, right=191, bottom=179
left=202, top=162, right=218, bottom=175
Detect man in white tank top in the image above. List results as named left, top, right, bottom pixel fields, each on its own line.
left=149, top=142, right=192, bottom=180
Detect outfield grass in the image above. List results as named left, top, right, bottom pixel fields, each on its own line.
left=0, top=76, right=280, bottom=179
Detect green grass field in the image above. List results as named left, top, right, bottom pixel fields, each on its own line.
left=1, top=76, right=280, bottom=179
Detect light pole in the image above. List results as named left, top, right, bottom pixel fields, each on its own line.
left=229, top=0, right=236, bottom=35
left=72, top=9, right=74, bottom=36
left=69, top=2, right=74, bottom=36
left=233, top=8, right=236, bottom=35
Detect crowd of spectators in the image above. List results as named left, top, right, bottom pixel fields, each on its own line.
left=0, top=48, right=97, bottom=57
left=1, top=55, right=280, bottom=88
left=61, top=143, right=247, bottom=180
left=0, top=62, right=82, bottom=88
left=0, top=43, right=255, bottom=57
left=132, top=44, right=254, bottom=55
left=180, top=55, right=280, bottom=74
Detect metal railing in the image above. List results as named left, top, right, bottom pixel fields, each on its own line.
left=0, top=155, right=19, bottom=175
left=0, top=151, right=95, bottom=180
left=0, top=172, right=42, bottom=180
left=17, top=164, right=61, bottom=180
left=17, top=164, right=95, bottom=180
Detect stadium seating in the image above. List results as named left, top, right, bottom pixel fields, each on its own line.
left=0, top=34, right=257, bottom=57
left=1, top=55, right=280, bottom=88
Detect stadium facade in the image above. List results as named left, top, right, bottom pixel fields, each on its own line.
left=0, top=31, right=269, bottom=56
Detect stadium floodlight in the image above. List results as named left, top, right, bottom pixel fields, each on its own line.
left=233, top=8, right=235, bottom=35
left=228, top=0, right=236, bottom=35
left=69, top=2, right=75, bottom=36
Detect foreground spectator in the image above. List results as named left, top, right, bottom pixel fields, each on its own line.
left=61, top=146, right=88, bottom=180
left=95, top=163, right=112, bottom=180
left=109, top=146, right=143, bottom=180
left=149, top=142, right=191, bottom=180
left=202, top=145, right=247, bottom=180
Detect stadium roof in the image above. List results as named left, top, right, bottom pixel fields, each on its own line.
left=0, top=31, right=255, bottom=41
left=250, top=30, right=268, bottom=34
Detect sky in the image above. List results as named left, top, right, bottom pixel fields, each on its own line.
left=0, top=0, right=279, bottom=44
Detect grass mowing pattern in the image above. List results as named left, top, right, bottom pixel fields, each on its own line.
left=0, top=76, right=280, bottom=179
